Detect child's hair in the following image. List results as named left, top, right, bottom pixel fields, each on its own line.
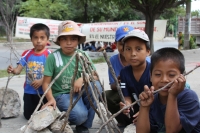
left=150, top=47, right=185, bottom=74
left=30, top=23, right=50, bottom=39
left=123, top=37, right=150, bottom=51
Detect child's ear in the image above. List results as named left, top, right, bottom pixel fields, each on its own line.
left=146, top=49, right=150, bottom=56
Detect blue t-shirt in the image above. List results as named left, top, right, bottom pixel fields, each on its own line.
left=108, top=54, right=124, bottom=84
left=120, top=61, right=152, bottom=114
left=18, top=49, right=51, bottom=94
left=120, top=61, right=152, bottom=97
left=108, top=54, right=151, bottom=84
left=150, top=89, right=200, bottom=133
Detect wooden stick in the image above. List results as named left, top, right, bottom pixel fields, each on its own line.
left=96, top=99, right=139, bottom=133
left=102, top=50, right=125, bottom=103
left=79, top=55, right=101, bottom=117
left=0, top=49, right=15, bottom=128
left=102, top=50, right=134, bottom=118
left=77, top=54, right=110, bottom=133
left=61, top=54, right=79, bottom=131
left=81, top=55, right=120, bottom=133
left=82, top=55, right=121, bottom=133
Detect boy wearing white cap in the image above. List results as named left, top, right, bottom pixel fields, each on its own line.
left=119, top=29, right=152, bottom=124
left=42, top=20, right=102, bottom=133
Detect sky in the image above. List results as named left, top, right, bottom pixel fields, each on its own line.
left=191, top=0, right=200, bottom=11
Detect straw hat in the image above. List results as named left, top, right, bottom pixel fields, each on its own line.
left=54, top=20, right=86, bottom=45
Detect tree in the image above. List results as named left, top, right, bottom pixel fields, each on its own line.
left=110, top=0, right=187, bottom=53
left=160, top=6, right=185, bottom=37
left=19, top=0, right=72, bottom=20
left=72, top=0, right=120, bottom=23
left=0, top=0, right=21, bottom=128
left=0, top=0, right=20, bottom=42
left=191, top=9, right=200, bottom=17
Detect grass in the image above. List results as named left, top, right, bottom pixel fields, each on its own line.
left=92, top=57, right=107, bottom=64
left=0, top=57, right=107, bottom=78
left=0, top=69, right=26, bottom=78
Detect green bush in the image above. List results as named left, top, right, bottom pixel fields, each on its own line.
left=179, top=34, right=197, bottom=49
left=189, top=36, right=197, bottom=49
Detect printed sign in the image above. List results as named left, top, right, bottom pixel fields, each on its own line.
left=15, top=17, right=167, bottom=42
left=15, top=16, right=62, bottom=39
left=81, top=20, right=167, bottom=42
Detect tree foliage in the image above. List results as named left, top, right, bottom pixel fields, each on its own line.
left=19, top=0, right=71, bottom=20
left=160, top=6, right=185, bottom=35
left=0, top=0, right=20, bottom=42
left=108, top=0, right=187, bottom=53
left=19, top=0, right=143, bottom=22
left=191, top=10, right=200, bottom=17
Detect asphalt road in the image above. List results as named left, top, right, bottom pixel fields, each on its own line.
left=0, top=40, right=178, bottom=70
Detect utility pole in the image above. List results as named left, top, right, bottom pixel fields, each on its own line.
left=184, top=1, right=191, bottom=49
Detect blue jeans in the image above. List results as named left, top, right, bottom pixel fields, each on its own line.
left=55, top=81, right=102, bottom=128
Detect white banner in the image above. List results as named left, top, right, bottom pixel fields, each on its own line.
left=15, top=17, right=167, bottom=42
left=81, top=20, right=167, bottom=42
left=15, top=16, right=63, bottom=39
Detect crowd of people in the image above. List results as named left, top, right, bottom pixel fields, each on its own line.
left=78, top=41, right=116, bottom=52
left=7, top=20, right=200, bottom=133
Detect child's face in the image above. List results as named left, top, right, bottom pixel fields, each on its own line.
left=58, top=35, right=79, bottom=56
left=117, top=41, right=124, bottom=55
left=123, top=38, right=150, bottom=67
left=31, top=30, right=48, bottom=52
left=151, top=59, right=181, bottom=97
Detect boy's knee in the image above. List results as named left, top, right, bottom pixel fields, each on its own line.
left=70, top=110, right=88, bottom=125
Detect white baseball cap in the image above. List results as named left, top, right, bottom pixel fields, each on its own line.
left=122, top=29, right=149, bottom=43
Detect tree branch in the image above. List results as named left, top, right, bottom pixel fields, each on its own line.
left=171, top=0, right=186, bottom=8
left=129, top=0, right=146, bottom=14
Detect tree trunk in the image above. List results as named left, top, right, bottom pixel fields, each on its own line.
left=84, top=0, right=88, bottom=23
left=145, top=13, right=155, bottom=54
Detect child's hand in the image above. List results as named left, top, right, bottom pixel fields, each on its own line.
left=93, top=75, right=98, bottom=80
left=7, top=65, right=14, bottom=74
left=31, top=79, right=43, bottom=90
left=139, top=85, right=154, bottom=107
left=119, top=101, right=130, bottom=116
left=41, top=98, right=56, bottom=110
left=92, top=71, right=98, bottom=80
left=168, top=74, right=185, bottom=96
left=74, top=78, right=83, bottom=93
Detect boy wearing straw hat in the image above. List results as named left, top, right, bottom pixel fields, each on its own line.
left=42, top=20, right=102, bottom=133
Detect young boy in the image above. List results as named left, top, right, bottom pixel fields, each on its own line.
left=119, top=29, right=151, bottom=123
left=137, top=47, right=200, bottom=133
left=42, top=20, right=102, bottom=133
left=7, top=23, right=51, bottom=120
left=106, top=25, right=134, bottom=126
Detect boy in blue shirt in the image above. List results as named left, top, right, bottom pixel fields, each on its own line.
left=7, top=23, right=51, bottom=120
left=137, top=47, right=200, bottom=133
left=106, top=25, right=134, bottom=126
left=119, top=29, right=151, bottom=124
